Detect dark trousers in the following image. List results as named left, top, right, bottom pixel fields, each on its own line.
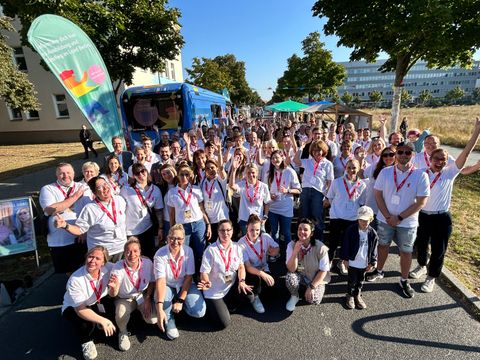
left=209, top=222, right=219, bottom=244
left=81, top=141, right=97, bottom=158
left=62, top=297, right=115, bottom=344
left=245, top=271, right=274, bottom=300
left=347, top=266, right=366, bottom=296
left=204, top=279, right=246, bottom=330
left=131, top=225, right=156, bottom=260
left=416, top=211, right=452, bottom=278
left=328, top=218, right=356, bottom=260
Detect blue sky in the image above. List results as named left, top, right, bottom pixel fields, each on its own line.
left=170, top=0, right=355, bottom=101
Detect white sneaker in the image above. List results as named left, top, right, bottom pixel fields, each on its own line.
left=409, top=265, right=427, bottom=279
left=251, top=295, right=265, bottom=313
left=118, top=332, right=131, bottom=351
left=81, top=341, right=97, bottom=360
left=166, top=322, right=179, bottom=340
left=421, top=277, right=436, bottom=293
left=286, top=295, right=299, bottom=312
left=337, top=261, right=348, bottom=276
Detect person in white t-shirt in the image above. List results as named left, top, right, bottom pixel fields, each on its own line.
left=120, top=163, right=164, bottom=259
left=238, top=215, right=279, bottom=314
left=368, top=142, right=430, bottom=299
left=61, top=246, right=115, bottom=360
left=39, top=162, right=85, bottom=274
left=154, top=224, right=206, bottom=340
left=333, top=140, right=355, bottom=179
left=410, top=119, right=480, bottom=293
left=108, top=239, right=156, bottom=351
left=102, top=154, right=129, bottom=196
left=143, top=136, right=161, bottom=169
left=55, top=176, right=128, bottom=262
left=197, top=219, right=253, bottom=329
left=365, top=137, right=386, bottom=167
left=324, top=159, right=367, bottom=276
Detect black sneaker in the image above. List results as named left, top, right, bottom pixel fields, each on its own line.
left=366, top=269, right=384, bottom=282
left=399, top=279, right=415, bottom=298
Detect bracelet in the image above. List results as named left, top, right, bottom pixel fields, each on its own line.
left=239, top=279, right=245, bottom=283
left=156, top=301, right=164, bottom=305
left=174, top=297, right=185, bottom=304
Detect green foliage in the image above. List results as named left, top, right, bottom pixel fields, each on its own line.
left=418, top=89, right=433, bottom=105
left=0, top=16, right=39, bottom=111
left=1, top=0, right=184, bottom=93
left=445, top=86, right=465, bottom=103
left=340, top=91, right=353, bottom=105
left=274, top=32, right=346, bottom=100
left=352, top=96, right=361, bottom=106
left=186, top=54, right=260, bottom=105
left=401, top=89, right=412, bottom=103
left=472, top=88, right=480, bottom=102
left=369, top=90, right=382, bottom=105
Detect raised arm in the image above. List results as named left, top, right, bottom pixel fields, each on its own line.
left=455, top=118, right=480, bottom=170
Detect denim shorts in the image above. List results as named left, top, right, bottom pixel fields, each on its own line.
left=377, top=222, right=417, bottom=253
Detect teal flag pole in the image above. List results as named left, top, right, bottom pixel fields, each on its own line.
left=27, top=14, right=122, bottom=152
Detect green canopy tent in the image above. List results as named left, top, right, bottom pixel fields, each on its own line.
left=265, top=100, right=309, bottom=112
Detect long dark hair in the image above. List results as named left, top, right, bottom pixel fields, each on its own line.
left=192, top=149, right=206, bottom=184
left=130, top=163, right=152, bottom=187
left=267, top=149, right=286, bottom=187
left=373, top=145, right=397, bottom=179
left=105, top=154, right=124, bottom=177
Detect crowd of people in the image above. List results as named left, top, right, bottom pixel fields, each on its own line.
left=39, top=114, right=480, bottom=360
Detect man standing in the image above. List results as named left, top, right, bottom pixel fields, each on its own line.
left=79, top=125, right=97, bottom=159
left=105, top=136, right=134, bottom=172
left=367, top=142, right=430, bottom=298
left=39, top=163, right=85, bottom=274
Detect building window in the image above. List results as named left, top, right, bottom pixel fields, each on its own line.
left=27, top=110, right=40, bottom=120
left=13, top=47, right=27, bottom=71
left=7, top=106, right=22, bottom=120
left=53, top=94, right=70, bottom=118
left=164, top=61, right=170, bottom=79
left=170, top=62, right=176, bottom=80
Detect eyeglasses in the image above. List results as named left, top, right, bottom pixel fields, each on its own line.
left=19, top=211, right=29, bottom=215
left=95, top=184, right=109, bottom=191
left=134, top=169, right=147, bottom=175
left=169, top=237, right=184, bottom=242
left=206, top=166, right=217, bottom=171
left=397, top=150, right=413, bottom=156
left=219, top=228, right=233, bottom=232
left=179, top=173, right=190, bottom=177
left=382, top=153, right=395, bottom=158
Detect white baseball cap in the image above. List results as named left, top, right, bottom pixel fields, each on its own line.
left=357, top=206, right=374, bottom=221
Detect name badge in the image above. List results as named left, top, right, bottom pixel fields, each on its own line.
left=391, top=194, right=400, bottom=205
left=140, top=207, right=148, bottom=218
left=297, top=260, right=305, bottom=273
left=97, top=303, right=106, bottom=313
left=184, top=209, right=192, bottom=220
left=135, top=293, right=144, bottom=305
left=114, top=227, right=123, bottom=239
left=224, top=274, right=233, bottom=284
left=205, top=201, right=213, bottom=211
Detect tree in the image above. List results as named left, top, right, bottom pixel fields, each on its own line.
left=186, top=54, right=259, bottom=105
left=445, top=86, right=465, bottom=104
left=341, top=91, right=353, bottom=105
left=352, top=96, right=361, bottom=107
left=0, top=16, right=39, bottom=111
left=313, top=0, right=480, bottom=132
left=369, top=90, right=382, bottom=107
left=401, top=89, right=412, bottom=104
left=1, top=0, right=184, bottom=95
left=472, top=88, right=480, bottom=103
left=274, top=32, right=346, bottom=100
left=418, top=89, right=433, bottom=105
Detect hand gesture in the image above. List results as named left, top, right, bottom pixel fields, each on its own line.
left=197, top=279, right=212, bottom=291
left=183, top=132, right=191, bottom=145
left=305, top=287, right=313, bottom=303
left=99, top=318, right=116, bottom=337
left=238, top=281, right=253, bottom=295
left=157, top=308, right=167, bottom=332
left=53, top=213, right=66, bottom=229
left=293, top=240, right=303, bottom=255
left=475, top=117, right=480, bottom=130
left=172, top=302, right=183, bottom=314
left=232, top=155, right=242, bottom=170
left=379, top=114, right=387, bottom=124
left=260, top=271, right=275, bottom=287
left=107, top=273, right=118, bottom=290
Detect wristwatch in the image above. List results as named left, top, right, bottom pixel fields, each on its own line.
left=398, top=215, right=404, bottom=221
left=63, top=223, right=70, bottom=230
left=309, top=283, right=316, bottom=290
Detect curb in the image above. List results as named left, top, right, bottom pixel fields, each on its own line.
left=0, top=266, right=54, bottom=319
left=440, top=266, right=480, bottom=316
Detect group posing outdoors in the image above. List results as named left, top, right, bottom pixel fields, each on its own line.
left=40, top=114, right=480, bottom=360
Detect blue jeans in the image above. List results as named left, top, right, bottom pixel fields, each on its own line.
left=183, top=220, right=206, bottom=270
left=299, top=187, right=325, bottom=241
left=162, top=220, right=170, bottom=239
left=163, top=283, right=206, bottom=330
left=269, top=211, right=292, bottom=244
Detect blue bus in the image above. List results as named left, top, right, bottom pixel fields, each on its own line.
left=120, top=82, right=228, bottom=150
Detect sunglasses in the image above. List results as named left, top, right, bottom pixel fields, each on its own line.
left=382, top=153, right=395, bottom=158
left=397, top=150, right=413, bottom=156
left=134, top=169, right=147, bottom=175
left=179, top=173, right=190, bottom=177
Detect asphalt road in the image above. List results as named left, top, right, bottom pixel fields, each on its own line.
left=1, top=246, right=479, bottom=360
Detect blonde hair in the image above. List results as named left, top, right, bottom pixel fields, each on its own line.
left=168, top=224, right=186, bottom=239
left=85, top=245, right=109, bottom=265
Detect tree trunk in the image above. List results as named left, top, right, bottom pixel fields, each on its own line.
left=390, top=54, right=411, bottom=133
left=390, top=86, right=402, bottom=133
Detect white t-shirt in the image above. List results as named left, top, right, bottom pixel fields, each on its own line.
left=39, top=181, right=81, bottom=247
left=327, top=176, right=367, bottom=221
left=111, top=258, right=154, bottom=302
left=363, top=165, right=378, bottom=213
left=120, top=184, right=163, bottom=235
left=200, top=241, right=244, bottom=299
left=374, top=165, right=430, bottom=228
left=76, top=195, right=128, bottom=255
left=61, top=263, right=113, bottom=313
left=349, top=229, right=369, bottom=269
left=333, top=154, right=354, bottom=179
left=200, top=177, right=229, bottom=224
left=413, top=151, right=455, bottom=170
left=233, top=180, right=271, bottom=222
left=262, top=167, right=301, bottom=217
left=101, top=173, right=128, bottom=195
left=422, top=164, right=460, bottom=212
left=238, top=233, right=278, bottom=272
left=300, top=158, right=334, bottom=194
left=74, top=180, right=94, bottom=215
left=166, top=185, right=204, bottom=224
left=144, top=152, right=161, bottom=167
left=365, top=153, right=380, bottom=167
left=153, top=245, right=195, bottom=292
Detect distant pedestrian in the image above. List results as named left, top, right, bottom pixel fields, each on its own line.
left=79, top=125, right=97, bottom=159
